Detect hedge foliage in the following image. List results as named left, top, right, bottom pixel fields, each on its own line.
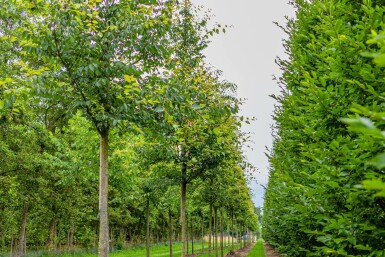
left=263, top=1, right=385, bottom=256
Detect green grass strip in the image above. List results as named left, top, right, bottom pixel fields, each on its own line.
left=246, top=239, right=265, bottom=257
left=21, top=242, right=243, bottom=257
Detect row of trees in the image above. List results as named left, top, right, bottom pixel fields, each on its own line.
left=0, top=1, right=258, bottom=257
left=264, top=0, right=385, bottom=256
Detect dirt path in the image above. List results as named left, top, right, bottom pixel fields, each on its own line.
left=225, top=243, right=255, bottom=257
left=264, top=242, right=280, bottom=257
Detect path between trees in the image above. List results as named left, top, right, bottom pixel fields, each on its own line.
left=225, top=243, right=255, bottom=257
left=264, top=242, right=280, bottom=257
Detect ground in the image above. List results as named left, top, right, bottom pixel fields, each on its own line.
left=264, top=242, right=280, bottom=257
left=225, top=243, right=255, bottom=257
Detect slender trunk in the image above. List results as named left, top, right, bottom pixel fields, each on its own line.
left=186, top=213, right=189, bottom=254
left=241, top=224, right=243, bottom=248
left=129, top=226, right=133, bottom=245
left=191, top=215, right=194, bottom=254
left=168, top=208, right=173, bottom=257
left=11, top=233, right=14, bottom=257
left=180, top=163, right=187, bottom=257
left=110, top=227, right=114, bottom=249
left=235, top=219, right=238, bottom=249
left=48, top=216, right=56, bottom=251
left=239, top=224, right=242, bottom=248
left=16, top=203, right=28, bottom=257
left=208, top=199, right=212, bottom=257
left=220, top=209, right=223, bottom=257
left=214, top=207, right=218, bottom=257
left=98, top=129, right=109, bottom=257
left=227, top=222, right=230, bottom=248
left=231, top=212, right=234, bottom=250
left=146, top=197, right=150, bottom=257
left=68, top=221, right=75, bottom=251
left=201, top=214, right=204, bottom=253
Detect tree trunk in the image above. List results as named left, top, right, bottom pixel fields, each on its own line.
left=214, top=207, right=218, bottom=257
left=220, top=209, right=223, bottom=257
left=129, top=226, right=133, bottom=245
left=227, top=222, right=230, bottom=248
left=235, top=219, right=238, bottom=249
left=191, top=215, right=194, bottom=254
left=180, top=163, right=187, bottom=257
left=241, top=224, right=243, bottom=248
left=16, top=203, right=28, bottom=257
left=168, top=208, right=173, bottom=257
left=98, top=129, right=109, bottom=257
left=231, top=212, right=234, bottom=250
left=186, top=213, right=189, bottom=254
left=47, top=216, right=56, bottom=251
left=11, top=233, right=14, bottom=257
left=201, top=214, right=204, bottom=253
left=208, top=199, right=212, bottom=257
left=68, top=221, right=75, bottom=251
left=239, top=224, right=242, bottom=248
left=146, top=197, right=150, bottom=257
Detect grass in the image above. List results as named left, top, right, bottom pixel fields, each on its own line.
left=1, top=241, right=243, bottom=257
left=195, top=244, right=239, bottom=257
left=246, top=239, right=265, bottom=257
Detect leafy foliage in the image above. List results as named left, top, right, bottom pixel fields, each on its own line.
left=263, top=1, right=385, bottom=256
left=0, top=1, right=258, bottom=256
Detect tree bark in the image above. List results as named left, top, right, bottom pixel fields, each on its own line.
left=227, top=222, right=230, bottom=248
left=68, top=221, right=75, bottom=251
left=180, top=162, right=187, bottom=257
left=208, top=199, right=212, bottom=257
left=146, top=197, right=150, bottom=257
left=186, top=213, right=189, bottom=254
left=231, top=212, right=234, bottom=250
left=201, top=214, right=204, bottom=253
left=11, top=233, right=14, bottom=257
left=240, top=224, right=243, bottom=248
left=16, top=203, right=28, bottom=257
left=98, top=130, right=109, bottom=257
left=191, top=215, right=194, bottom=254
left=214, top=207, right=218, bottom=257
left=235, top=219, right=238, bottom=249
left=47, top=215, right=56, bottom=251
left=168, top=208, right=173, bottom=257
left=220, top=209, right=223, bottom=257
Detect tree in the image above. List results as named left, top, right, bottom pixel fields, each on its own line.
left=17, top=1, right=174, bottom=256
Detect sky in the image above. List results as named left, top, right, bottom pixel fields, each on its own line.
left=190, top=1, right=296, bottom=207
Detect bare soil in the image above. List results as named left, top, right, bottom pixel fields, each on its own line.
left=225, top=243, right=255, bottom=257
left=264, top=242, right=280, bottom=257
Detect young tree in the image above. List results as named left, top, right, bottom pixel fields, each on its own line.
left=18, top=1, right=174, bottom=256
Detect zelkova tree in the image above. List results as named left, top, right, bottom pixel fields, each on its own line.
left=135, top=1, right=237, bottom=255
left=18, top=1, right=174, bottom=256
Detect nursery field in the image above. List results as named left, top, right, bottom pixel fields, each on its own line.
left=0, top=3, right=259, bottom=257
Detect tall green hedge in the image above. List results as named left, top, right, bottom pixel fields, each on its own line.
left=263, top=1, right=385, bottom=256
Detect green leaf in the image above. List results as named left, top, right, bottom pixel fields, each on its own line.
left=341, top=117, right=375, bottom=129
left=362, top=179, right=385, bottom=197
left=370, top=153, right=385, bottom=169
left=191, top=104, right=203, bottom=110
left=154, top=106, right=164, bottom=113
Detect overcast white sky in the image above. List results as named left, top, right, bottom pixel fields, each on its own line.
left=190, top=1, right=296, bottom=207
